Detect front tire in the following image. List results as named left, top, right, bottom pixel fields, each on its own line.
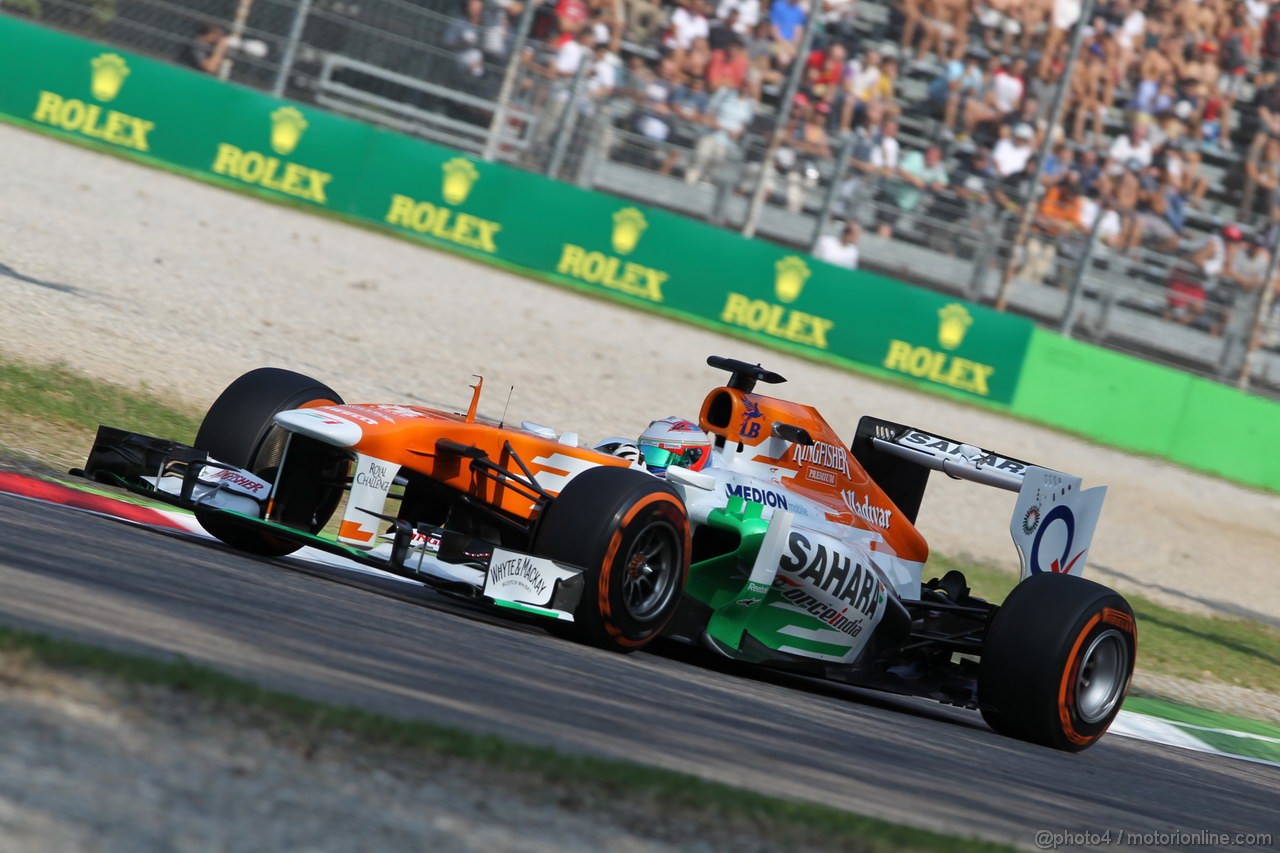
left=979, top=573, right=1137, bottom=751
left=193, top=367, right=345, bottom=556
left=534, top=466, right=690, bottom=652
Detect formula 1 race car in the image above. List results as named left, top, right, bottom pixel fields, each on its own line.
left=80, top=356, right=1136, bottom=751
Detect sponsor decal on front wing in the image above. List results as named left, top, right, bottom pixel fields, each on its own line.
left=484, top=548, right=577, bottom=608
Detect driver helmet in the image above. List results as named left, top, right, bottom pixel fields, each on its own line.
left=637, top=417, right=712, bottom=477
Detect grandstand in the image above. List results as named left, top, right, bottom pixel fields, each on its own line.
left=13, top=0, right=1280, bottom=393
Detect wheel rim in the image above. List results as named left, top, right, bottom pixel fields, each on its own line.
left=620, top=521, right=681, bottom=622
left=1075, top=628, right=1129, bottom=723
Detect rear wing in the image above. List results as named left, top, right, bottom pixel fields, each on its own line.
left=851, top=417, right=1106, bottom=579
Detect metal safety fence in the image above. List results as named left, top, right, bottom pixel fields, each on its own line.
left=9, top=0, right=1280, bottom=397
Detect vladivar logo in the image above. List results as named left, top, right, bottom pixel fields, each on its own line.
left=882, top=302, right=996, bottom=396
left=31, top=52, right=156, bottom=152
left=555, top=206, right=669, bottom=302
left=384, top=156, right=502, bottom=253
left=210, top=105, right=333, bottom=203
left=720, top=255, right=835, bottom=349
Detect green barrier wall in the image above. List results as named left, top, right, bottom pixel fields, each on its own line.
left=1011, top=329, right=1280, bottom=490
left=3, top=16, right=1279, bottom=490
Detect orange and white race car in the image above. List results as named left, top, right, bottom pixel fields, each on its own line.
left=82, top=356, right=1136, bottom=751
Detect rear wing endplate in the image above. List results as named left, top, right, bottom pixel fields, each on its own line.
left=852, top=418, right=1106, bottom=579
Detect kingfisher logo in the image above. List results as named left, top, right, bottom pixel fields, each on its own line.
left=792, top=441, right=851, bottom=478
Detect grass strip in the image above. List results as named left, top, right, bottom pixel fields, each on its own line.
left=0, top=624, right=1007, bottom=852
left=0, top=353, right=200, bottom=443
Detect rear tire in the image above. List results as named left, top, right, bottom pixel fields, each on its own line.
left=979, top=573, right=1136, bottom=751
left=534, top=466, right=690, bottom=652
left=193, top=368, right=345, bottom=556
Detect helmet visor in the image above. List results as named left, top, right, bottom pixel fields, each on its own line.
left=640, top=442, right=705, bottom=470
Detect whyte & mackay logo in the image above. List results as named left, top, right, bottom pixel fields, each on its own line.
left=210, top=106, right=332, bottom=204
left=32, top=52, right=155, bottom=152
left=883, top=302, right=994, bottom=396
left=384, top=157, right=501, bottom=253
left=555, top=207, right=668, bottom=302
left=720, top=254, right=834, bottom=350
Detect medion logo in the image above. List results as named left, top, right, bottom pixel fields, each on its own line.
left=384, top=157, right=502, bottom=254
left=556, top=208, right=668, bottom=302
left=211, top=107, right=333, bottom=204
left=32, top=53, right=155, bottom=152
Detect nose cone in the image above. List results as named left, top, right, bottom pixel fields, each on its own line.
left=274, top=409, right=363, bottom=448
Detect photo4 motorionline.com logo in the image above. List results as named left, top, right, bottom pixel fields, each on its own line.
left=1034, top=829, right=1272, bottom=849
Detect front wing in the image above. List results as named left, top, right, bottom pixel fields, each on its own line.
left=78, top=426, right=585, bottom=622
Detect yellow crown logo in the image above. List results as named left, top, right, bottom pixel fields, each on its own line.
left=90, top=53, right=130, bottom=102
left=269, top=106, right=308, bottom=155
left=611, top=208, right=648, bottom=255
left=441, top=158, right=480, bottom=205
left=938, top=303, right=973, bottom=350
left=774, top=256, right=811, bottom=304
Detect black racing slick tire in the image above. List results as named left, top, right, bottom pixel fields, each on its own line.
left=193, top=367, right=345, bottom=557
left=534, top=466, right=690, bottom=653
left=979, top=573, right=1137, bottom=751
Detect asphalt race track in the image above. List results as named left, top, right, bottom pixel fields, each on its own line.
left=1, top=492, right=1275, bottom=848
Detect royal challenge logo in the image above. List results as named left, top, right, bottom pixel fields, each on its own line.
left=385, top=157, right=501, bottom=254
left=211, top=106, right=333, bottom=204
left=555, top=207, right=669, bottom=302
left=32, top=52, right=156, bottom=152
left=882, top=303, right=996, bottom=396
left=720, top=255, right=834, bottom=349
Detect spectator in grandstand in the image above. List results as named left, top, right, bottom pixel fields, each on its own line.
left=718, top=0, right=762, bottom=35
left=1167, top=223, right=1243, bottom=330
left=841, top=49, right=894, bottom=132
left=679, top=36, right=714, bottom=82
left=875, top=143, right=948, bottom=238
left=768, top=97, right=833, bottom=212
left=926, top=53, right=984, bottom=137
left=813, top=220, right=862, bottom=269
left=1252, top=69, right=1280, bottom=136
left=1240, top=132, right=1280, bottom=222
left=770, top=0, right=808, bottom=64
left=832, top=114, right=901, bottom=216
left=1217, top=2, right=1255, bottom=139
left=534, top=28, right=597, bottom=149
left=1178, top=146, right=1212, bottom=209
left=746, top=20, right=790, bottom=95
left=707, top=37, right=750, bottom=92
left=1016, top=176, right=1084, bottom=285
left=992, top=153, right=1038, bottom=216
left=626, top=56, right=679, bottom=170
left=1109, top=120, right=1154, bottom=169
left=805, top=42, right=849, bottom=107
left=960, top=54, right=1016, bottom=144
left=1001, top=94, right=1045, bottom=148
left=182, top=23, right=230, bottom=75
left=1122, top=163, right=1185, bottom=254
left=914, top=0, right=973, bottom=64
left=1041, top=141, right=1075, bottom=187
left=1080, top=190, right=1127, bottom=254
left=1066, top=36, right=1110, bottom=144
left=684, top=77, right=756, bottom=184
left=1070, top=146, right=1105, bottom=196
left=670, top=0, right=712, bottom=54
left=623, top=0, right=665, bottom=43
left=1208, top=231, right=1272, bottom=336
left=991, top=122, right=1035, bottom=177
